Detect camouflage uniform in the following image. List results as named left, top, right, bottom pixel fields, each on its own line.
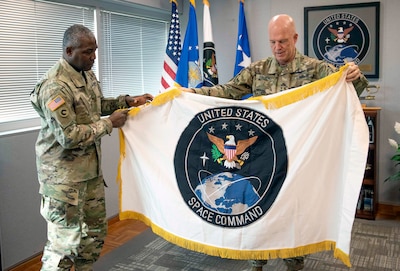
left=31, top=58, right=129, bottom=271
left=191, top=50, right=368, bottom=271
left=193, top=50, right=368, bottom=99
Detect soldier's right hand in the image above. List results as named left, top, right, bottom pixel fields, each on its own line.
left=109, top=109, right=129, bottom=128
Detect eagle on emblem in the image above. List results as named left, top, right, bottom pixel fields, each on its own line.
left=207, top=133, right=258, bottom=169
left=328, top=26, right=354, bottom=43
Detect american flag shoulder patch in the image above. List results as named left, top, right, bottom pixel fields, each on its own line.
left=47, top=95, right=65, bottom=111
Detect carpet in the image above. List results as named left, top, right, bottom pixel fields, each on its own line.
left=94, top=218, right=400, bottom=271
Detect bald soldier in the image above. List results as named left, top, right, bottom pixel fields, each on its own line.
left=182, top=14, right=368, bottom=271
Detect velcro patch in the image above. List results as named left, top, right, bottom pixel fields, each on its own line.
left=47, top=95, right=65, bottom=111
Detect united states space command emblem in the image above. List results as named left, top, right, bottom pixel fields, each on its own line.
left=313, top=12, right=370, bottom=66
left=174, top=106, right=288, bottom=228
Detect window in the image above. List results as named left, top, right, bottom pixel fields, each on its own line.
left=0, top=0, right=168, bottom=134
left=99, top=10, right=167, bottom=97
left=0, top=0, right=94, bottom=132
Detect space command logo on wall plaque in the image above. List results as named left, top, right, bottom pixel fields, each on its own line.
left=174, top=106, right=288, bottom=228
left=312, top=12, right=370, bottom=67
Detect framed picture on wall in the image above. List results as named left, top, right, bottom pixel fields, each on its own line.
left=304, top=2, right=380, bottom=78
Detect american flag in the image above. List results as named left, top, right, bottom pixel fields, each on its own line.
left=160, top=0, right=181, bottom=93
left=47, top=95, right=65, bottom=111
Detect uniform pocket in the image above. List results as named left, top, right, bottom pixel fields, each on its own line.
left=40, top=182, right=83, bottom=226
left=40, top=195, right=70, bottom=225
left=74, top=97, right=92, bottom=124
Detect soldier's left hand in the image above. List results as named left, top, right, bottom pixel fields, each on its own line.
left=345, top=62, right=361, bottom=82
left=126, top=93, right=153, bottom=107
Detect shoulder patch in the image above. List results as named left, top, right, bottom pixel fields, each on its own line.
left=47, top=95, right=65, bottom=111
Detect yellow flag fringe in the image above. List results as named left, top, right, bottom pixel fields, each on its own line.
left=126, top=88, right=181, bottom=117
left=119, top=210, right=351, bottom=266
left=334, top=248, right=352, bottom=267
left=127, top=107, right=141, bottom=117
left=116, top=129, right=126, bottom=216
left=117, top=128, right=126, bottom=185
left=152, top=87, right=182, bottom=106
left=249, top=64, right=348, bottom=109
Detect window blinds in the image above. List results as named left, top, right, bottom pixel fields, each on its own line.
left=99, top=10, right=167, bottom=97
left=0, top=0, right=94, bottom=125
left=0, top=0, right=168, bottom=133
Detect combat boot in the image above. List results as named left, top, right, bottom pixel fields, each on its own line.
left=283, top=256, right=305, bottom=270
left=249, top=259, right=268, bottom=271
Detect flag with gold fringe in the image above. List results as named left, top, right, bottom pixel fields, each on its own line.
left=118, top=66, right=369, bottom=267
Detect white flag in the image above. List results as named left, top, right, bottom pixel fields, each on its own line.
left=118, top=66, right=368, bottom=267
left=202, top=0, right=218, bottom=86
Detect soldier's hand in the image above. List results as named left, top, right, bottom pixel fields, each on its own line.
left=126, top=93, right=153, bottom=107
left=345, top=62, right=361, bottom=82
left=109, top=109, right=129, bottom=128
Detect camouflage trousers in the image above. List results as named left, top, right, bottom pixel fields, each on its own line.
left=249, top=256, right=305, bottom=270
left=40, top=176, right=107, bottom=271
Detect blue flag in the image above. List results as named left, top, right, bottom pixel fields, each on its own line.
left=234, top=0, right=251, bottom=77
left=175, top=0, right=202, bottom=88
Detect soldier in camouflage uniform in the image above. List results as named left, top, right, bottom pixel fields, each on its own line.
left=183, top=14, right=368, bottom=271
left=30, top=24, right=153, bottom=271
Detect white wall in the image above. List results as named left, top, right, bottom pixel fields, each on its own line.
left=1, top=0, right=399, bottom=269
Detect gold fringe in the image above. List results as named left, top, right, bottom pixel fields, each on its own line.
left=151, top=88, right=182, bottom=106
left=116, top=129, right=126, bottom=214
left=127, top=107, right=141, bottom=117
left=116, top=129, right=126, bottom=185
left=334, top=247, right=352, bottom=267
left=119, top=211, right=351, bottom=267
left=125, top=88, right=182, bottom=117
left=249, top=64, right=348, bottom=109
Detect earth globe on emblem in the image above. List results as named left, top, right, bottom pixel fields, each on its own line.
left=194, top=172, right=261, bottom=214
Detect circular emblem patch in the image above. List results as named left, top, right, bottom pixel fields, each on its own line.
left=174, top=106, right=288, bottom=228
left=312, top=12, right=370, bottom=66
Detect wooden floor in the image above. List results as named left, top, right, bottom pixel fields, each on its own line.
left=9, top=217, right=149, bottom=271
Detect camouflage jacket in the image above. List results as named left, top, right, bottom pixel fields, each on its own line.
left=30, top=58, right=128, bottom=203
left=193, top=50, right=368, bottom=99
